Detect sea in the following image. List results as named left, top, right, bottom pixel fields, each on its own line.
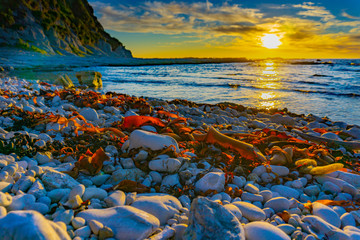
left=10, top=58, right=360, bottom=126
left=74, top=59, right=360, bottom=126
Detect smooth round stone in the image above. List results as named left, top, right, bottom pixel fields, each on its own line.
left=271, top=185, right=300, bottom=199
left=291, top=180, right=303, bottom=189
left=149, top=158, right=181, bottom=173
left=333, top=206, right=347, bottom=217
left=232, top=201, right=266, bottom=221
left=195, top=172, right=225, bottom=193
left=0, top=206, right=7, bottom=217
left=0, top=192, right=12, bottom=207
left=244, top=221, right=291, bottom=240
left=104, top=190, right=126, bottom=207
left=277, top=224, right=296, bottom=235
left=312, top=202, right=341, bottom=228
left=303, top=185, right=320, bottom=196
left=260, top=190, right=273, bottom=203
left=53, top=209, right=74, bottom=225
left=128, top=130, right=179, bottom=153
left=41, top=169, right=80, bottom=191
left=233, top=176, right=246, bottom=188
left=83, top=187, right=108, bottom=201
left=8, top=194, right=36, bottom=211
left=79, top=108, right=99, bottom=122
left=323, top=181, right=341, bottom=194
left=223, top=204, right=243, bottom=220
left=341, top=213, right=356, bottom=227
left=48, top=188, right=71, bottom=203
left=72, top=217, right=86, bottom=229
left=263, top=208, right=275, bottom=219
left=241, top=192, right=263, bottom=202
left=321, top=132, right=342, bottom=141
left=89, top=219, right=104, bottom=235
left=25, top=202, right=49, bottom=214
left=91, top=175, right=110, bottom=186
left=99, top=226, right=114, bottom=239
left=74, top=226, right=91, bottom=238
left=253, top=165, right=289, bottom=177
left=244, top=184, right=259, bottom=194
left=264, top=197, right=290, bottom=213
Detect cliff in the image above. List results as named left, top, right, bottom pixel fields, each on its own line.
left=0, top=0, right=132, bottom=57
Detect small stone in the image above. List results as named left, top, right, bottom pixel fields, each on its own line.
left=271, top=185, right=300, bottom=199
left=83, top=187, right=108, bottom=201
left=232, top=201, right=266, bottom=221
left=149, top=158, right=182, bottom=173
left=0, top=192, right=12, bottom=207
left=277, top=224, right=296, bottom=235
left=42, top=169, right=80, bottom=191
left=79, top=108, right=99, bottom=122
left=312, top=202, right=341, bottom=228
left=104, top=190, right=126, bottom=207
left=264, top=197, right=290, bottom=213
left=99, top=227, right=114, bottom=240
left=244, top=184, right=259, bottom=194
left=74, top=226, right=91, bottom=238
left=53, top=209, right=74, bottom=225
left=341, top=212, right=356, bottom=227
left=304, top=185, right=320, bottom=196
left=34, top=152, right=52, bottom=165
left=89, top=219, right=104, bottom=235
left=72, top=217, right=86, bottom=229
left=244, top=221, right=290, bottom=240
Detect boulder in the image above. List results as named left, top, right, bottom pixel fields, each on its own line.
left=54, top=74, right=74, bottom=88
left=183, top=197, right=245, bottom=240
left=77, top=206, right=159, bottom=239
left=0, top=210, right=70, bottom=240
left=76, top=71, right=102, bottom=88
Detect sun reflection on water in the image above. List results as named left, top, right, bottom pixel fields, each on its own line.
left=258, top=61, right=284, bottom=109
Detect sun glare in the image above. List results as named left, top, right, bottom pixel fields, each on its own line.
left=261, top=34, right=282, bottom=49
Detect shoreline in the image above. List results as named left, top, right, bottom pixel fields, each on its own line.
left=0, top=76, right=360, bottom=239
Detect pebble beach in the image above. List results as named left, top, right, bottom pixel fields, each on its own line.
left=1, top=76, right=360, bottom=240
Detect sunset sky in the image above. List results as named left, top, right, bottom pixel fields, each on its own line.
left=89, top=0, right=360, bottom=58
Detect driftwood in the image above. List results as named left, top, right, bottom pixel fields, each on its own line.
left=292, top=129, right=360, bottom=150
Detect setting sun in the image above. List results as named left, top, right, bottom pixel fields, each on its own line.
left=261, top=34, right=282, bottom=49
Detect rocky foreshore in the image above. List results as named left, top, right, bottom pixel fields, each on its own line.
left=0, top=77, right=360, bottom=240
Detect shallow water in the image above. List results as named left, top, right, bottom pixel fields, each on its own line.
left=73, top=59, right=360, bottom=125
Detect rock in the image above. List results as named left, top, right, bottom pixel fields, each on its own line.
left=232, top=201, right=266, bottom=221
left=0, top=182, right=12, bottom=192
left=260, top=190, right=273, bottom=203
left=244, top=183, right=259, bottom=194
left=48, top=188, right=71, bottom=203
left=223, top=204, right=243, bottom=220
left=304, top=185, right=320, bottom=196
left=174, top=224, right=187, bottom=240
left=323, top=181, right=341, bottom=194
left=244, top=221, right=290, bottom=240
left=131, top=193, right=182, bottom=225
left=79, top=108, right=99, bottom=122
left=35, top=152, right=52, bottom=165
left=128, top=130, right=179, bottom=153
left=341, top=213, right=356, bottom=227
left=253, top=165, right=289, bottom=177
left=321, top=132, right=343, bottom=141
left=0, top=210, right=70, bottom=239
left=195, top=172, right=225, bottom=193
left=68, top=184, right=85, bottom=200
left=277, top=224, right=296, bottom=235
left=54, top=74, right=74, bottom=88
left=76, top=71, right=103, bottom=88
left=312, top=202, right=341, bottom=228
left=83, top=187, right=108, bottom=201
left=27, top=179, right=47, bottom=199
left=41, top=169, right=80, bottom=191
left=302, top=215, right=350, bottom=240
left=270, top=114, right=295, bottom=126
left=89, top=219, right=104, bottom=235
left=183, top=197, right=245, bottom=240
left=0, top=192, right=12, bottom=207
left=233, top=176, right=246, bottom=188
left=149, top=158, right=181, bottom=173
left=111, top=168, right=145, bottom=184
left=8, top=194, right=35, bottom=211
left=99, top=226, right=114, bottom=240
left=271, top=185, right=300, bottom=199
left=241, top=192, right=263, bottom=202
left=72, top=217, right=86, bottom=229
left=104, top=190, right=126, bottom=207
left=74, top=226, right=91, bottom=238
left=264, top=197, right=290, bottom=213
left=53, top=209, right=74, bottom=225
left=77, top=206, right=159, bottom=239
